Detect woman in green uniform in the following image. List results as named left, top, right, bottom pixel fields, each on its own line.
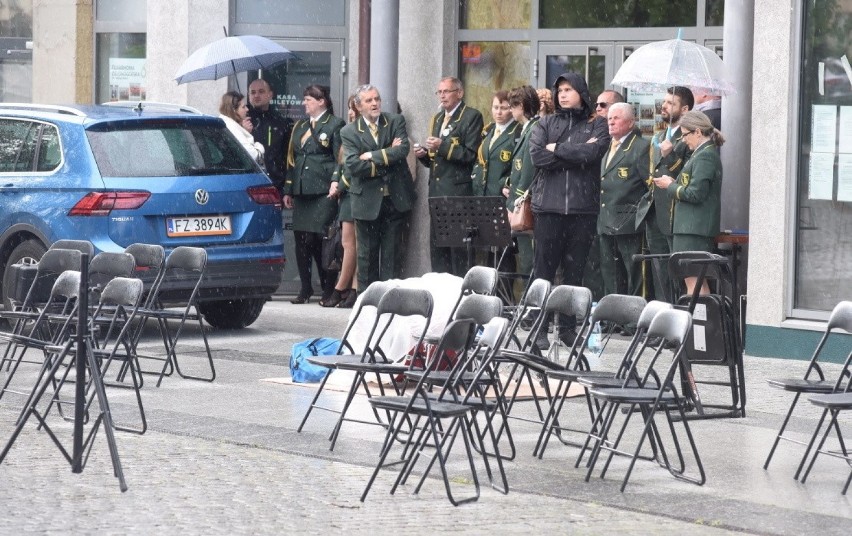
left=652, top=110, right=725, bottom=295
left=503, top=85, right=540, bottom=294
left=472, top=90, right=518, bottom=197
left=284, top=85, right=345, bottom=304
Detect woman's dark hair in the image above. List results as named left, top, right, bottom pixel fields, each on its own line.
left=303, top=85, right=334, bottom=116
left=219, top=91, right=245, bottom=122
left=508, top=85, right=540, bottom=119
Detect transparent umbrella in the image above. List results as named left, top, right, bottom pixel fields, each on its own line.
left=611, top=37, right=734, bottom=96
left=174, top=35, right=296, bottom=85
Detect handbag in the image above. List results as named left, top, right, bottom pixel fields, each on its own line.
left=321, top=223, right=344, bottom=272
left=290, top=337, right=340, bottom=383
left=509, top=190, right=534, bottom=232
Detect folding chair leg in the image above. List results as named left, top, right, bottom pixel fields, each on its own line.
left=764, top=392, right=801, bottom=470
left=297, top=370, right=333, bottom=432
left=169, top=314, right=216, bottom=383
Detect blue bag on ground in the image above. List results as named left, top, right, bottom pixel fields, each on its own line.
left=290, top=337, right=340, bottom=383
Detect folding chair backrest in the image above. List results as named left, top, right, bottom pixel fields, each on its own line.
left=370, top=288, right=434, bottom=361
left=99, top=277, right=144, bottom=308
left=21, top=248, right=84, bottom=308
left=592, top=294, right=647, bottom=328
left=667, top=251, right=726, bottom=282
left=637, top=300, right=674, bottom=332
left=543, top=285, right=592, bottom=323
left=647, top=309, right=692, bottom=348
left=124, top=243, right=166, bottom=308
left=802, top=301, right=852, bottom=383
left=478, top=316, right=509, bottom=351
left=454, top=294, right=503, bottom=327
left=461, top=266, right=499, bottom=296
left=23, top=270, right=81, bottom=341
left=523, top=278, right=551, bottom=309
left=160, top=247, right=207, bottom=306
left=337, top=280, right=398, bottom=354
left=51, top=270, right=82, bottom=302
left=89, top=252, right=135, bottom=292
left=49, top=239, right=94, bottom=257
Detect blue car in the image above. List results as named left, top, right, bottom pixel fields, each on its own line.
left=0, top=102, right=284, bottom=328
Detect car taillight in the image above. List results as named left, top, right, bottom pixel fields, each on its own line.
left=69, top=191, right=151, bottom=216
left=247, top=185, right=282, bottom=208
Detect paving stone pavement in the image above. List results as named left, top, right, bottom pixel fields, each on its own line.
left=0, top=298, right=850, bottom=534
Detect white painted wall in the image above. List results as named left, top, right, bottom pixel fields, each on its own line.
left=32, top=0, right=93, bottom=104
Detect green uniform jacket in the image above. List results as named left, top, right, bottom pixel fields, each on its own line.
left=341, top=113, right=416, bottom=221
left=636, top=127, right=690, bottom=235
left=471, top=121, right=519, bottom=196
left=598, top=130, right=652, bottom=235
left=666, top=141, right=722, bottom=238
left=506, top=118, right=538, bottom=210
left=285, top=112, right=345, bottom=196
left=417, top=101, right=484, bottom=197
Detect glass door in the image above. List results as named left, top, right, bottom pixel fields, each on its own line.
left=245, top=39, right=344, bottom=294
left=537, top=43, right=613, bottom=101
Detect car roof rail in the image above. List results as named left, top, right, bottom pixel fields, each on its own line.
left=101, top=101, right=203, bottom=115
left=0, top=103, right=87, bottom=117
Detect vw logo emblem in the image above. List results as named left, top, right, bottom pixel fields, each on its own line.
left=194, top=189, right=209, bottom=205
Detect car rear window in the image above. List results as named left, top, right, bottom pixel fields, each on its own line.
left=86, top=120, right=258, bottom=177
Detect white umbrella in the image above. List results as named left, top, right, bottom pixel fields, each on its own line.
left=611, top=38, right=734, bottom=96
left=174, top=35, right=296, bottom=84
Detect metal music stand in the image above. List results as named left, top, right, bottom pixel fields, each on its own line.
left=428, top=196, right=512, bottom=272
left=0, top=255, right=128, bottom=491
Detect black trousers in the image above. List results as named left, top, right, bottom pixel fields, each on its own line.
left=533, top=212, right=597, bottom=330
left=293, top=230, right=335, bottom=298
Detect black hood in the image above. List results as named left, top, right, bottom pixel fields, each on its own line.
left=552, top=72, right=593, bottom=117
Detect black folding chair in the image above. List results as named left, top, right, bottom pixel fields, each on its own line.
left=329, top=287, right=434, bottom=451
left=296, top=280, right=398, bottom=433
left=49, top=239, right=94, bottom=257
left=582, top=309, right=705, bottom=492
left=800, top=349, right=852, bottom=493
left=535, top=294, right=650, bottom=458
left=88, top=252, right=135, bottom=303
left=0, top=270, right=81, bottom=412
left=763, top=301, right=852, bottom=479
left=498, top=285, right=592, bottom=431
left=124, top=243, right=166, bottom=305
left=134, top=246, right=214, bottom=386
left=361, top=316, right=510, bottom=506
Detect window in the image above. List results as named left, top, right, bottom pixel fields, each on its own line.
left=460, top=0, right=531, bottom=29
left=96, top=33, right=147, bottom=104
left=458, top=42, right=531, bottom=116
left=794, top=1, right=852, bottom=312
left=538, top=0, right=696, bottom=29
left=0, top=119, right=35, bottom=172
left=36, top=124, right=62, bottom=172
left=86, top=121, right=256, bottom=178
left=0, top=0, right=33, bottom=102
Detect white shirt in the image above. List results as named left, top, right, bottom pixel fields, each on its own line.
left=220, top=114, right=265, bottom=162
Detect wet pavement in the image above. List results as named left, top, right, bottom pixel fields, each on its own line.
left=0, top=297, right=850, bottom=534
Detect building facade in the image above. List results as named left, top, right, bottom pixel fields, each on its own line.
left=3, top=0, right=850, bottom=357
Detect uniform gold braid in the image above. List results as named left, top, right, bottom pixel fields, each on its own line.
left=286, top=119, right=302, bottom=169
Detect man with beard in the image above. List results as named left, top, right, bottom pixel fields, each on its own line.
left=639, top=86, right=693, bottom=301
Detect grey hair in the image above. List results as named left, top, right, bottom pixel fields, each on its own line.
left=440, top=76, right=464, bottom=92
left=352, top=84, right=380, bottom=105
left=680, top=110, right=725, bottom=147
left=608, top=102, right=634, bottom=120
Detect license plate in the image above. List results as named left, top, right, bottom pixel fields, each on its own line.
left=166, top=215, right=232, bottom=237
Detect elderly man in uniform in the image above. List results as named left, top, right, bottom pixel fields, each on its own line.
left=414, top=76, right=484, bottom=276
left=247, top=79, right=293, bottom=193
left=598, top=102, right=651, bottom=299
left=341, top=84, right=416, bottom=290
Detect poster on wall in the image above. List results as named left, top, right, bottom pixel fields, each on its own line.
left=108, top=58, right=146, bottom=102
left=626, top=90, right=666, bottom=140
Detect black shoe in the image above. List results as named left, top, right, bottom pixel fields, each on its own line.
left=535, top=332, right=550, bottom=352
left=290, top=293, right=312, bottom=304
left=338, top=289, right=357, bottom=309
left=320, top=289, right=345, bottom=308
left=558, top=329, right=578, bottom=347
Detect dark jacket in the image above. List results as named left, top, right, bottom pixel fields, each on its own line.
left=528, top=72, right=610, bottom=215
left=285, top=112, right=345, bottom=196
left=416, top=101, right=484, bottom=197
left=248, top=106, right=293, bottom=191
left=341, top=113, right=415, bottom=221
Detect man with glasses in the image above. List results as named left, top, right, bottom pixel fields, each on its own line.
left=594, top=90, right=625, bottom=119
left=414, top=77, right=484, bottom=276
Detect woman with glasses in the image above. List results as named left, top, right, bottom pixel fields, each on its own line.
left=652, top=110, right=725, bottom=294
